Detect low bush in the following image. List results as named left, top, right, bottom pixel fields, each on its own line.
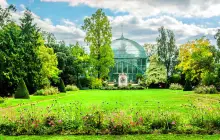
left=65, top=85, right=79, bottom=91
left=89, top=78, right=102, bottom=89
left=14, top=79, right=30, bottom=99
left=34, top=87, right=59, bottom=96
left=0, top=97, right=4, bottom=104
left=169, top=83, right=183, bottom=90
left=194, top=85, right=217, bottom=94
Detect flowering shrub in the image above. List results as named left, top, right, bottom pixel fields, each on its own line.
left=1, top=101, right=220, bottom=135
left=34, top=87, right=59, bottom=96
left=65, top=85, right=79, bottom=91
left=0, top=97, right=4, bottom=104
left=169, top=83, right=183, bottom=90
left=194, top=85, right=218, bottom=94
left=190, top=106, right=220, bottom=131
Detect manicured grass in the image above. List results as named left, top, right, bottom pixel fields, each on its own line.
left=1, top=134, right=220, bottom=140
left=1, top=89, right=220, bottom=115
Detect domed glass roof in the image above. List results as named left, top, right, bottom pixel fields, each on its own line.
left=111, top=34, right=147, bottom=58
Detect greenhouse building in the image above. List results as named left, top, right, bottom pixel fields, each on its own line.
left=109, top=34, right=148, bottom=83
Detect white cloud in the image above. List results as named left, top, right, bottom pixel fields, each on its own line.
left=3, top=0, right=218, bottom=47
left=109, top=15, right=218, bottom=45
left=41, top=0, right=220, bottom=18
left=11, top=10, right=85, bottom=45
left=0, top=0, right=8, bottom=8
left=10, top=9, right=218, bottom=46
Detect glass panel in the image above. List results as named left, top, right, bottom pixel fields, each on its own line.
left=118, top=62, right=122, bottom=73
left=133, top=66, right=137, bottom=73
left=128, top=63, right=132, bottom=73
left=123, top=62, right=128, bottom=73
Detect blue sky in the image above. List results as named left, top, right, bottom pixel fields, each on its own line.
left=2, top=0, right=220, bottom=45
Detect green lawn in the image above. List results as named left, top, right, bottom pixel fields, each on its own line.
left=1, top=89, right=220, bottom=115
left=1, top=89, right=220, bottom=138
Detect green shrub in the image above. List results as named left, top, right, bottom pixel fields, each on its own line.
left=194, top=85, right=217, bottom=94
left=58, top=79, right=66, bottom=93
left=79, top=77, right=90, bottom=88
left=0, top=97, right=4, bottom=104
left=14, top=79, right=30, bottom=99
left=169, top=83, right=183, bottom=90
left=183, top=80, right=192, bottom=91
left=169, top=74, right=181, bottom=84
left=89, top=78, right=102, bottom=89
left=65, top=85, right=79, bottom=91
left=34, top=87, right=59, bottom=96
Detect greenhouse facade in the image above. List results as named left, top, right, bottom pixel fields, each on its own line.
left=109, top=34, right=148, bottom=83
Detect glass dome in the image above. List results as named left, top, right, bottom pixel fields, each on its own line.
left=111, top=34, right=147, bottom=58
left=109, top=35, right=148, bottom=83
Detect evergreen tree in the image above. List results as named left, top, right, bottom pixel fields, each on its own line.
left=0, top=4, right=16, bottom=27
left=14, top=79, right=30, bottom=99
left=58, top=78, right=66, bottom=93
left=20, top=9, right=42, bottom=93
left=183, top=80, right=192, bottom=91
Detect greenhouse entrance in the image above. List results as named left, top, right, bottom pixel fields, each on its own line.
left=109, top=34, right=148, bottom=83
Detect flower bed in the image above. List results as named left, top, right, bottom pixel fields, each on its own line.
left=0, top=101, right=220, bottom=135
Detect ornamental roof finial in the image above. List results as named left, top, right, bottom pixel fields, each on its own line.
left=121, top=23, right=124, bottom=39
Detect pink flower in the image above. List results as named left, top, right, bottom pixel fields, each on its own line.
left=171, top=121, right=176, bottom=125
left=58, top=120, right=62, bottom=124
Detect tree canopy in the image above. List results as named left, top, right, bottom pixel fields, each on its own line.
left=82, top=9, right=114, bottom=79
left=177, top=37, right=215, bottom=82
left=157, top=26, right=178, bottom=79
left=145, top=55, right=167, bottom=86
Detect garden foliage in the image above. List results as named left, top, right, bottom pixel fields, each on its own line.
left=194, top=85, right=217, bottom=94
left=65, top=85, right=79, bottom=91
left=58, top=79, right=66, bottom=93
left=34, top=87, right=59, bottom=96
left=89, top=78, right=102, bottom=89
left=14, top=79, right=30, bottom=99
left=169, top=83, right=183, bottom=90
left=183, top=80, right=192, bottom=91
left=0, top=97, right=4, bottom=104
left=146, top=55, right=167, bottom=86
left=1, top=101, right=220, bottom=135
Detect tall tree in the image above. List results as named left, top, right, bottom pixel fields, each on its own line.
left=0, top=4, right=16, bottom=27
left=0, top=22, right=24, bottom=96
left=20, top=9, right=42, bottom=93
left=82, top=9, right=114, bottom=79
left=177, top=37, right=214, bottom=83
left=157, top=26, right=178, bottom=79
left=214, top=29, right=220, bottom=63
left=144, top=43, right=157, bottom=57
left=37, top=36, right=60, bottom=87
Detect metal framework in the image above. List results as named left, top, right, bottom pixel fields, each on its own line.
left=109, top=35, right=148, bottom=83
